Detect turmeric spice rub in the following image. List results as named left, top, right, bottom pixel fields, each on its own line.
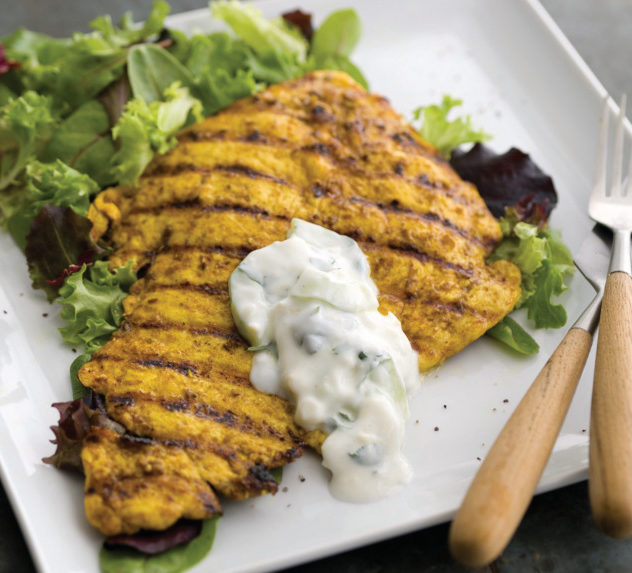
left=79, top=70, right=521, bottom=535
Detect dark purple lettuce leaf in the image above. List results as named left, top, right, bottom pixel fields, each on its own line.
left=25, top=205, right=103, bottom=301
left=42, top=391, right=124, bottom=472
left=450, top=143, right=558, bottom=225
left=104, top=520, right=203, bottom=555
left=282, top=10, right=313, bottom=41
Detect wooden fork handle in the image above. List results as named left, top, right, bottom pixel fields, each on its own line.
left=449, top=327, right=592, bottom=567
left=590, top=271, right=632, bottom=538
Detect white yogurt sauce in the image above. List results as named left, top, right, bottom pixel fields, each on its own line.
left=229, top=219, right=420, bottom=502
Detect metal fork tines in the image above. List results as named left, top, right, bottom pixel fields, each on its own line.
left=590, top=95, right=632, bottom=275
left=588, top=94, right=632, bottom=539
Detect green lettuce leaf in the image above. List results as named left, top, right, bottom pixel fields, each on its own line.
left=58, top=260, right=137, bottom=352
left=109, top=111, right=153, bottom=187
left=8, top=159, right=99, bottom=249
left=165, top=28, right=193, bottom=64
left=490, top=216, right=574, bottom=330
left=212, top=0, right=308, bottom=62
left=90, top=0, right=170, bottom=49
left=99, top=517, right=220, bottom=573
left=210, top=0, right=312, bottom=86
left=306, top=52, right=368, bottom=90
left=310, top=9, right=361, bottom=58
left=413, top=95, right=491, bottom=157
left=128, top=44, right=195, bottom=103
left=7, top=30, right=127, bottom=112
left=51, top=42, right=128, bottom=112
left=1, top=29, right=70, bottom=97
left=111, top=82, right=203, bottom=185
left=184, top=33, right=249, bottom=77
left=0, top=184, right=26, bottom=228
left=195, top=68, right=257, bottom=116
left=0, top=90, right=57, bottom=190
left=42, top=100, right=115, bottom=186
left=243, top=48, right=304, bottom=84
left=179, top=33, right=257, bottom=115
left=0, top=84, right=16, bottom=106
left=4, top=21, right=132, bottom=112
left=487, top=316, right=539, bottom=355
left=70, top=352, right=92, bottom=399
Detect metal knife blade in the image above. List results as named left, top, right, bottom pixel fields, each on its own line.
left=573, top=224, right=612, bottom=333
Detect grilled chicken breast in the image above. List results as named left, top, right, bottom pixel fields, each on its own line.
left=80, top=70, right=521, bottom=535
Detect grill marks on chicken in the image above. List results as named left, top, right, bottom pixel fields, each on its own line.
left=81, top=71, right=521, bottom=536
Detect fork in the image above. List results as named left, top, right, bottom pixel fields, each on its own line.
left=588, top=94, right=632, bottom=538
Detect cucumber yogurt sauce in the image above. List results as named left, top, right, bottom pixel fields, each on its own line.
left=229, top=219, right=420, bottom=502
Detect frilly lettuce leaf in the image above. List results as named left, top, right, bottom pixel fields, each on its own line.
left=57, top=260, right=137, bottom=352
left=195, top=68, right=257, bottom=116
left=90, top=0, right=170, bottom=49
left=0, top=90, right=56, bottom=190
left=42, top=392, right=125, bottom=470
left=8, top=159, right=99, bottom=249
left=490, top=216, right=574, bottom=330
left=111, top=82, right=203, bottom=185
left=0, top=84, right=15, bottom=106
left=184, top=33, right=250, bottom=77
left=413, top=95, right=491, bottom=157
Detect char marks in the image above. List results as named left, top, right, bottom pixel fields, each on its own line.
left=80, top=70, right=522, bottom=537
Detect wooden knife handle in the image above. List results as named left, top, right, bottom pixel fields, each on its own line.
left=449, top=327, right=592, bottom=567
left=590, top=271, right=632, bottom=538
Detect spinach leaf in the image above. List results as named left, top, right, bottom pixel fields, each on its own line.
left=128, top=44, right=195, bottom=103
left=487, top=316, right=539, bottom=355
left=307, top=52, right=368, bottom=90
left=99, top=517, right=220, bottom=573
left=311, top=9, right=361, bottom=58
left=70, top=352, right=92, bottom=399
left=42, top=101, right=115, bottom=186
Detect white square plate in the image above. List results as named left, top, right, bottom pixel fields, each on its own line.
left=0, top=0, right=610, bottom=571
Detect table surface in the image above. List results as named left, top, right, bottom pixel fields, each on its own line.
left=1, top=1, right=632, bottom=572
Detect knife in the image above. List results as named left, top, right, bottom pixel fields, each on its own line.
left=448, top=225, right=611, bottom=568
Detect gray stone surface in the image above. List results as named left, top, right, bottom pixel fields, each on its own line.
left=1, top=1, right=632, bottom=572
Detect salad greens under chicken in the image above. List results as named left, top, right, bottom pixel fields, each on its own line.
left=0, top=2, right=573, bottom=571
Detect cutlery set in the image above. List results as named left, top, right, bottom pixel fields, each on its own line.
left=449, top=96, right=632, bottom=567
